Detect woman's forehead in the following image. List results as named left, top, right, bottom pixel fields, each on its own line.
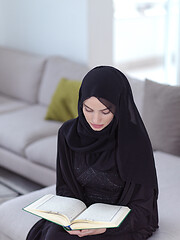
left=83, top=97, right=108, bottom=110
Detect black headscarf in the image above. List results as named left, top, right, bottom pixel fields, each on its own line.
left=58, top=66, right=158, bottom=201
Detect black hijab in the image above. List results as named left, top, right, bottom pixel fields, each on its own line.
left=58, top=66, right=158, bottom=201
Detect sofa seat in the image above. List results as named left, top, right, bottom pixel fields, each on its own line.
left=25, top=135, right=57, bottom=170
left=0, top=105, right=60, bottom=156
left=0, top=185, right=55, bottom=240
left=0, top=94, right=28, bottom=114
left=150, top=151, right=180, bottom=239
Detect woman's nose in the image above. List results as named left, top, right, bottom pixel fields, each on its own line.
left=92, top=112, right=101, bottom=123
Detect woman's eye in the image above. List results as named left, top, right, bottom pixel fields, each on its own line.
left=102, top=109, right=111, bottom=115
left=84, top=107, right=93, bottom=112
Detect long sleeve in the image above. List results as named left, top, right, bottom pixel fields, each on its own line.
left=106, top=183, right=158, bottom=239
left=55, top=125, right=158, bottom=239
left=56, top=127, right=84, bottom=200
left=56, top=128, right=75, bottom=198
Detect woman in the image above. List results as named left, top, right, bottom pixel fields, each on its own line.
left=27, top=66, right=158, bottom=239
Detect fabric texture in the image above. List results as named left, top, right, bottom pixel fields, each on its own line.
left=45, top=78, right=81, bottom=122
left=27, top=128, right=158, bottom=240
left=0, top=105, right=59, bottom=155
left=0, top=47, right=45, bottom=103
left=0, top=94, right=28, bottom=113
left=25, top=135, right=57, bottom=170
left=142, top=79, right=180, bottom=156
left=127, top=76, right=145, bottom=115
left=0, top=147, right=56, bottom=186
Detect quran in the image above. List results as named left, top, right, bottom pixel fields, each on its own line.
left=23, top=194, right=131, bottom=230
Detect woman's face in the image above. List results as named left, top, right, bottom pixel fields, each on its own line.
left=83, top=97, right=114, bottom=131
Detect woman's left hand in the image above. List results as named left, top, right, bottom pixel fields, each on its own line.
left=66, top=228, right=106, bottom=237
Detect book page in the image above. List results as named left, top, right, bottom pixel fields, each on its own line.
left=28, top=194, right=87, bottom=223
left=75, top=203, right=123, bottom=223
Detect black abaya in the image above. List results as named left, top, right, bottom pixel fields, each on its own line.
left=27, top=128, right=158, bottom=240
left=27, top=66, right=158, bottom=239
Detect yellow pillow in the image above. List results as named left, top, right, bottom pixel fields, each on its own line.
left=45, top=78, right=81, bottom=122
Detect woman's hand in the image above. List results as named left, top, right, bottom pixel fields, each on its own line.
left=66, top=228, right=106, bottom=237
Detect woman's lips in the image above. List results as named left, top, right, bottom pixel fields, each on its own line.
left=90, top=123, right=104, bottom=129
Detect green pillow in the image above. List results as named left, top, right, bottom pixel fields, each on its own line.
left=45, top=78, right=81, bottom=122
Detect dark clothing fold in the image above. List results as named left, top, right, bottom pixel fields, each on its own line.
left=27, top=128, right=158, bottom=240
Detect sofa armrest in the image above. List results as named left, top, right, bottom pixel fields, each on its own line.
left=0, top=185, right=55, bottom=240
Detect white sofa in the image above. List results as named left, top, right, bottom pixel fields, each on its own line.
left=0, top=47, right=180, bottom=240
left=0, top=46, right=89, bottom=186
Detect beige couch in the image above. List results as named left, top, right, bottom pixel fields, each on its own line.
left=0, top=47, right=180, bottom=240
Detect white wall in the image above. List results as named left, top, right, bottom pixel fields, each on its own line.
left=0, top=0, right=114, bottom=67
left=113, top=15, right=165, bottom=65
left=0, top=0, right=5, bottom=45
left=0, top=0, right=88, bottom=64
left=88, top=0, right=113, bottom=68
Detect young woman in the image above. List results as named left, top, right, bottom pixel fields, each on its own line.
left=27, top=66, right=158, bottom=239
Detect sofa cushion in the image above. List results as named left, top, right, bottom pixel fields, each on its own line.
left=127, top=76, right=145, bottom=115
left=0, top=105, right=61, bottom=155
left=151, top=151, right=180, bottom=239
left=25, top=135, right=57, bottom=170
left=38, top=56, right=89, bottom=106
left=142, top=79, right=180, bottom=156
left=0, top=47, right=45, bottom=103
left=0, top=185, right=55, bottom=240
left=0, top=94, right=28, bottom=114
left=0, top=147, right=56, bottom=186
left=45, top=78, right=81, bottom=122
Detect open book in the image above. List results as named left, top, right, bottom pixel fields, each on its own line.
left=23, top=194, right=131, bottom=230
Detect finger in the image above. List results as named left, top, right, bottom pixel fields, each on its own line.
left=79, top=228, right=106, bottom=236
left=67, top=230, right=82, bottom=235
left=77, top=230, right=92, bottom=237
left=80, top=229, right=90, bottom=233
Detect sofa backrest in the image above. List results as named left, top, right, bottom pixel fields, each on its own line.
left=127, top=75, right=145, bottom=116
left=0, top=47, right=46, bottom=104
left=38, top=56, right=89, bottom=106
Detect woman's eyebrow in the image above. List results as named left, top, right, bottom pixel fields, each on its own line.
left=84, top=103, right=108, bottom=111
left=83, top=103, right=93, bottom=110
